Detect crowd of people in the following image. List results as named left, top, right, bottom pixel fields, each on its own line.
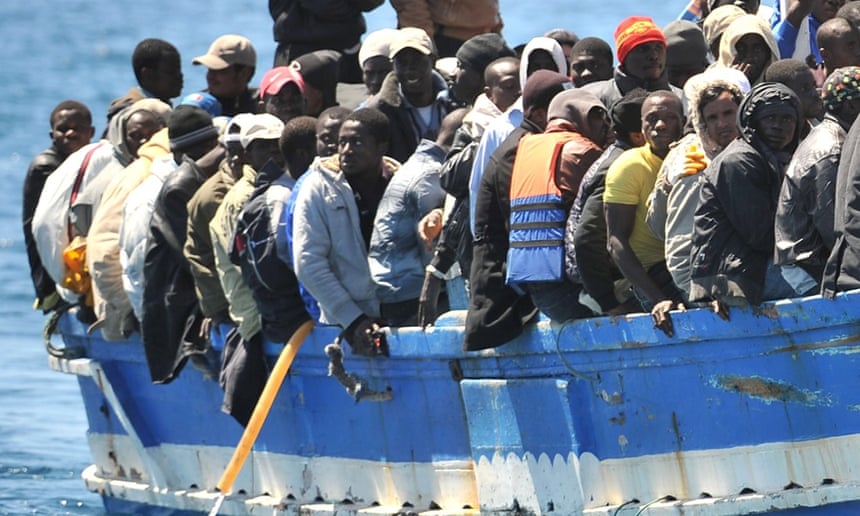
left=23, top=0, right=860, bottom=424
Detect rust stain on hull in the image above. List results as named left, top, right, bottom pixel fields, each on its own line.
left=712, top=375, right=827, bottom=406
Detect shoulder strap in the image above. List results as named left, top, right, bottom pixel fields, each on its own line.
left=67, top=142, right=105, bottom=241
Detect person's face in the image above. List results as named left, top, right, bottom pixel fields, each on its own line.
left=146, top=53, right=184, bottom=101
left=526, top=49, right=558, bottom=76
left=393, top=49, right=434, bottom=99
left=206, top=65, right=250, bottom=98
left=362, top=55, right=392, bottom=95
left=586, top=107, right=611, bottom=148
left=788, top=71, right=825, bottom=120
left=452, top=62, right=484, bottom=104
left=246, top=138, right=284, bottom=171
left=316, top=116, right=342, bottom=157
left=812, top=0, right=845, bottom=23
left=667, top=62, right=706, bottom=89
left=484, top=63, right=521, bottom=112
left=264, top=83, right=305, bottom=123
left=570, top=51, right=613, bottom=88
left=823, top=23, right=860, bottom=69
left=338, top=120, right=385, bottom=177
left=733, top=34, right=771, bottom=82
left=701, top=91, right=740, bottom=148
left=50, top=109, right=94, bottom=157
left=755, top=112, right=797, bottom=150
left=641, top=95, right=684, bottom=156
left=124, top=111, right=162, bottom=158
left=623, top=42, right=666, bottom=81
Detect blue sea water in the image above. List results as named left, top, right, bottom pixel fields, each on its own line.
left=0, top=1, right=680, bottom=514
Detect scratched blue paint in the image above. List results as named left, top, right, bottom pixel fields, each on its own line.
left=59, top=290, right=860, bottom=513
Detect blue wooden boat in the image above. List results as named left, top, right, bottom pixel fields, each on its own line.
left=47, top=291, right=860, bottom=515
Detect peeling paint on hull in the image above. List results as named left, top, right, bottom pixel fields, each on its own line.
left=49, top=291, right=860, bottom=514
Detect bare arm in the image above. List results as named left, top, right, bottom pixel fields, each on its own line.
left=605, top=202, right=666, bottom=306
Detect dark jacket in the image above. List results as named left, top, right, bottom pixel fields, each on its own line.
left=270, top=0, right=382, bottom=50
left=775, top=114, right=845, bottom=280
left=822, top=114, right=860, bottom=296
left=141, top=156, right=208, bottom=383
left=230, top=168, right=311, bottom=343
left=567, top=142, right=630, bottom=312
left=23, top=146, right=63, bottom=304
left=366, top=71, right=451, bottom=163
left=689, top=83, right=801, bottom=304
left=583, top=67, right=682, bottom=110
left=465, top=119, right=541, bottom=351
left=430, top=126, right=478, bottom=277
left=211, top=87, right=260, bottom=118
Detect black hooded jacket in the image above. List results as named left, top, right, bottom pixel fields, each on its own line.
left=689, top=82, right=802, bottom=304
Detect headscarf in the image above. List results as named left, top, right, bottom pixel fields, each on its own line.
left=821, top=66, right=860, bottom=116
left=738, top=81, right=802, bottom=164
left=107, top=98, right=171, bottom=166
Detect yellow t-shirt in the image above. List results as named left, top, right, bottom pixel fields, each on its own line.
left=603, top=145, right=665, bottom=269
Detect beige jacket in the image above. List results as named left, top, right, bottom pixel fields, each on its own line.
left=87, top=128, right=170, bottom=340
left=210, top=164, right=261, bottom=339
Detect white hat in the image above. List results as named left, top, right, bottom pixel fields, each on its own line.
left=239, top=113, right=284, bottom=149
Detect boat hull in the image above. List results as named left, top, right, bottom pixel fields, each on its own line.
left=49, top=292, right=860, bottom=514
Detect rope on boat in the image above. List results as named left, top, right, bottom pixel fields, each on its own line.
left=325, top=337, right=393, bottom=403
left=43, top=303, right=85, bottom=359
left=554, top=324, right=599, bottom=382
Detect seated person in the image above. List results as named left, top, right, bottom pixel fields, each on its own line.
left=141, top=106, right=219, bottom=383
left=230, top=116, right=317, bottom=343
left=776, top=66, right=860, bottom=286
left=24, top=100, right=94, bottom=311
left=357, top=28, right=397, bottom=98
left=506, top=89, right=611, bottom=322
left=568, top=89, right=647, bottom=316
left=764, top=59, right=825, bottom=137
left=368, top=109, right=467, bottom=326
left=569, top=37, right=614, bottom=88
left=604, top=91, right=686, bottom=314
left=689, top=82, right=813, bottom=308
left=646, top=69, right=746, bottom=302
left=293, top=108, right=398, bottom=355
left=714, top=14, right=780, bottom=85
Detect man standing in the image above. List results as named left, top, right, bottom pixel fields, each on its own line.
left=367, top=27, right=451, bottom=163
left=584, top=16, right=681, bottom=109
left=293, top=108, right=398, bottom=355
left=390, top=0, right=503, bottom=57
left=108, top=38, right=184, bottom=120
left=193, top=34, right=258, bottom=116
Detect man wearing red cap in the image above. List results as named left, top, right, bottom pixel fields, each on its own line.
left=258, top=66, right=306, bottom=123
left=584, top=16, right=682, bottom=109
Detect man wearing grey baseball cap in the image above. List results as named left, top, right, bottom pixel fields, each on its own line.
left=193, top=34, right=259, bottom=116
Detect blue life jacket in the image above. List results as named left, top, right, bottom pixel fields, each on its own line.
left=507, top=131, right=579, bottom=285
